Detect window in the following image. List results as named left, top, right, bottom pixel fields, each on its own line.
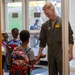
left=29, top=1, right=47, bottom=30
left=5, top=2, right=22, bottom=31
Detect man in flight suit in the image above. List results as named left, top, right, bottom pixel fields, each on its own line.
left=37, top=2, right=74, bottom=75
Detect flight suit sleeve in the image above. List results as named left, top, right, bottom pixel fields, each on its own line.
left=69, top=23, right=74, bottom=44
left=39, top=24, right=46, bottom=47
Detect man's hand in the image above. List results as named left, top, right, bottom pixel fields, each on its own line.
left=68, top=44, right=73, bottom=61
left=35, top=54, right=46, bottom=64
left=68, top=52, right=73, bottom=61
left=40, top=53, right=46, bottom=58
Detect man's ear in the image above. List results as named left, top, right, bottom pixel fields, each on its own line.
left=51, top=6, right=54, bottom=11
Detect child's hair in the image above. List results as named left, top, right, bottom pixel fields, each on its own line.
left=11, top=28, right=19, bottom=39
left=35, top=19, right=39, bottom=22
left=2, top=33, right=8, bottom=42
left=20, top=30, right=30, bottom=42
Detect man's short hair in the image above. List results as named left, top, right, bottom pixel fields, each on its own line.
left=20, top=30, right=30, bottom=42
left=42, top=2, right=54, bottom=10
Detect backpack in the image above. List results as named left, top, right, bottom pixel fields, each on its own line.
left=6, top=40, right=21, bottom=69
left=9, top=47, right=32, bottom=75
left=6, top=44, right=18, bottom=69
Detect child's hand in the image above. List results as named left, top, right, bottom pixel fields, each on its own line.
left=40, top=54, right=46, bottom=58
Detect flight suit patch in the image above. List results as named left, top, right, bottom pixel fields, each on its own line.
left=48, top=27, right=51, bottom=30
left=55, top=24, right=60, bottom=28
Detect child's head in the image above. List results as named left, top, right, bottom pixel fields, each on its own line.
left=2, top=33, right=8, bottom=42
left=20, top=30, right=30, bottom=43
left=11, top=28, right=19, bottom=39
left=35, top=19, right=39, bottom=24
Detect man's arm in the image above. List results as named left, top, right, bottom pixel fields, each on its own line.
left=36, top=23, right=46, bottom=63
left=68, top=23, right=74, bottom=61
left=35, top=47, right=44, bottom=64
left=38, top=47, right=44, bottom=56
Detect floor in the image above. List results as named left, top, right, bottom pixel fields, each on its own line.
left=4, top=70, right=75, bottom=75
left=4, top=65, right=75, bottom=75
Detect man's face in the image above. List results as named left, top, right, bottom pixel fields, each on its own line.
left=43, top=8, right=54, bottom=19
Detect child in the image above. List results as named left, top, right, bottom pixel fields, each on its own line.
left=2, top=32, right=8, bottom=75
left=6, top=28, right=21, bottom=69
left=7, top=28, right=21, bottom=46
left=10, top=30, right=46, bottom=75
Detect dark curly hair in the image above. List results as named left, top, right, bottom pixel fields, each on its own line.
left=20, top=30, right=30, bottom=42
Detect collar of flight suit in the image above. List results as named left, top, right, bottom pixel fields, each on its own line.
left=50, top=16, right=61, bottom=29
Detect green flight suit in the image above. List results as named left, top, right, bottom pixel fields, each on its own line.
left=39, top=16, right=74, bottom=75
